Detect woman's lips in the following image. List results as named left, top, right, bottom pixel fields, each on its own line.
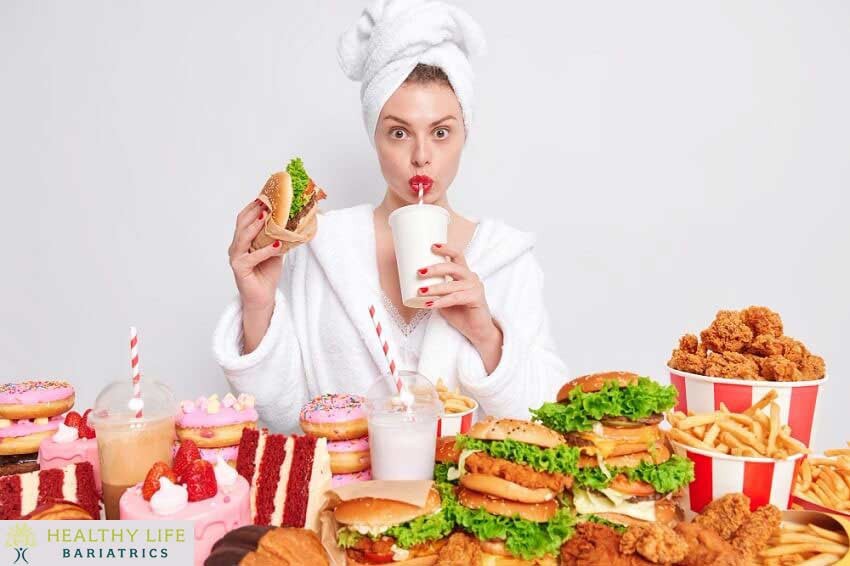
left=409, top=175, right=433, bottom=193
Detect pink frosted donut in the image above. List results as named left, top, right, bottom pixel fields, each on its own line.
left=299, top=394, right=367, bottom=441
left=328, top=436, right=370, bottom=474
left=175, top=394, right=258, bottom=449
left=332, top=469, right=372, bottom=488
left=0, top=416, right=63, bottom=456
left=0, top=381, right=75, bottom=420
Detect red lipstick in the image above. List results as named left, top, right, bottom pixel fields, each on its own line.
left=408, top=175, right=433, bottom=193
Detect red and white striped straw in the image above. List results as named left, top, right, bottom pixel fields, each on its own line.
left=368, top=305, right=401, bottom=393
left=130, top=326, right=143, bottom=418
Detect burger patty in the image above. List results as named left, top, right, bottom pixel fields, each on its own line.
left=464, top=452, right=573, bottom=492
left=626, top=492, right=664, bottom=503
left=563, top=432, right=594, bottom=448
left=285, top=183, right=325, bottom=230
left=600, top=413, right=664, bottom=427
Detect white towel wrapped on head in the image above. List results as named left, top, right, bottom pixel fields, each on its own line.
left=337, top=0, right=487, bottom=145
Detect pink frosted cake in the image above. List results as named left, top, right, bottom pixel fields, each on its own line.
left=38, top=410, right=100, bottom=491
left=120, top=444, right=250, bottom=566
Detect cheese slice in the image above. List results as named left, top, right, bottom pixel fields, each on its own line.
left=456, top=449, right=481, bottom=478
left=572, top=487, right=657, bottom=523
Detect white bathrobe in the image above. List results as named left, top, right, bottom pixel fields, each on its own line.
left=212, top=204, right=567, bottom=433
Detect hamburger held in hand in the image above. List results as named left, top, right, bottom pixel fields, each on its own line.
left=449, top=418, right=578, bottom=564
left=334, top=486, right=453, bottom=565
left=531, top=372, right=694, bottom=527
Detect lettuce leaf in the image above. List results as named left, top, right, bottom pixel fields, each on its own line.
left=581, top=514, right=627, bottom=533
left=285, top=157, right=311, bottom=218
left=455, top=436, right=580, bottom=475
left=336, top=528, right=362, bottom=549
left=435, top=482, right=575, bottom=560
left=387, top=506, right=455, bottom=549
left=530, top=377, right=678, bottom=433
left=434, top=462, right=455, bottom=484
left=572, top=455, right=694, bottom=494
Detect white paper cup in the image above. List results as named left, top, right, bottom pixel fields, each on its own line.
left=388, top=204, right=450, bottom=308
left=671, top=440, right=804, bottom=517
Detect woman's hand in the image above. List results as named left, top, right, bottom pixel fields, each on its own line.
left=228, top=200, right=285, bottom=353
left=418, top=244, right=503, bottom=372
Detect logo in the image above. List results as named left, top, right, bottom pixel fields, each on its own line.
left=4, top=523, right=36, bottom=565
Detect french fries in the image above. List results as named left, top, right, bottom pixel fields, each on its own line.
left=755, top=521, right=849, bottom=565
left=667, top=390, right=810, bottom=459
left=794, top=442, right=850, bottom=512
left=435, top=378, right=477, bottom=414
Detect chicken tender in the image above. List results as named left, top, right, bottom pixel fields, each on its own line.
left=761, top=355, right=803, bottom=381
left=694, top=493, right=751, bottom=540
left=704, top=351, right=760, bottom=380
left=668, top=349, right=707, bottom=375
left=741, top=306, right=783, bottom=338
left=730, top=504, right=780, bottom=559
left=436, top=533, right=481, bottom=566
left=464, top=452, right=572, bottom=493
left=799, top=354, right=826, bottom=380
left=561, top=523, right=655, bottom=566
left=674, top=522, right=744, bottom=566
left=700, top=311, right=754, bottom=353
left=620, top=523, right=687, bottom=564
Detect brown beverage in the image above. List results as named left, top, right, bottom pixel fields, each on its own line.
left=95, top=415, right=175, bottom=519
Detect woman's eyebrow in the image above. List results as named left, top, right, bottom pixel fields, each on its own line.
left=383, top=115, right=458, bottom=127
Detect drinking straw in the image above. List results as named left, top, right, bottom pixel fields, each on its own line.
left=368, top=305, right=402, bottom=394
left=129, top=326, right=143, bottom=418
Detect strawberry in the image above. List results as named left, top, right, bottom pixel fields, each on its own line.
left=142, top=461, right=177, bottom=501
left=182, top=459, right=217, bottom=502
left=77, top=409, right=96, bottom=439
left=173, top=440, right=201, bottom=481
left=63, top=411, right=82, bottom=428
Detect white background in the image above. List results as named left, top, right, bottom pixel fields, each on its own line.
left=1, top=1, right=847, bottom=449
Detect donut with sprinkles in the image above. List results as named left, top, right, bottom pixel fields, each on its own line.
left=299, top=394, right=368, bottom=441
left=0, top=380, right=75, bottom=420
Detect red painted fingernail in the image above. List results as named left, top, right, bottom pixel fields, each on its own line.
left=272, top=240, right=280, bottom=248
left=418, top=268, right=428, bottom=275
left=434, top=243, right=442, bottom=248
left=259, top=211, right=264, bottom=220
left=419, top=287, right=428, bottom=294
left=425, top=301, right=434, bottom=307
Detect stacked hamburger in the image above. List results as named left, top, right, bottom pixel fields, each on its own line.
left=531, top=372, right=693, bottom=527
left=446, top=418, right=579, bottom=564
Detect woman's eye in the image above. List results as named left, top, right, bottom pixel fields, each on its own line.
left=391, top=128, right=407, bottom=139
left=434, top=128, right=449, bottom=139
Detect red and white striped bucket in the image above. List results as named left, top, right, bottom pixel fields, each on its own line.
left=671, top=440, right=805, bottom=515
left=790, top=493, right=850, bottom=518
left=436, top=401, right=477, bottom=438
left=668, top=367, right=828, bottom=447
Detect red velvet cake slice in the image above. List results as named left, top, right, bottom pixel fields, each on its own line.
left=0, top=462, right=100, bottom=519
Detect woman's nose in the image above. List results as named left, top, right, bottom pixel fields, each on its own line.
left=411, top=141, right=431, bottom=168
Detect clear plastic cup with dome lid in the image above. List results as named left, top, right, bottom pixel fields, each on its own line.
left=89, top=379, right=176, bottom=519
left=366, top=371, right=442, bottom=480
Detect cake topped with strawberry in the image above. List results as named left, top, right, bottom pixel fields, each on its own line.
left=37, top=408, right=101, bottom=492
left=119, top=440, right=250, bottom=566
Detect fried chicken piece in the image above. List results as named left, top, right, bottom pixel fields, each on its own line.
left=674, top=522, right=744, bottom=566
left=700, top=311, right=754, bottom=353
left=668, top=349, right=707, bottom=375
left=704, top=351, right=760, bottom=379
left=730, top=503, right=780, bottom=559
left=436, top=533, right=481, bottom=566
left=799, top=354, right=826, bottom=380
left=741, top=306, right=784, bottom=338
left=464, top=452, right=572, bottom=492
left=777, top=336, right=809, bottom=364
left=694, top=493, right=751, bottom=540
left=761, top=355, right=803, bottom=382
left=679, top=334, right=699, bottom=354
left=620, top=523, right=687, bottom=564
left=561, top=523, right=655, bottom=566
left=745, top=334, right=785, bottom=357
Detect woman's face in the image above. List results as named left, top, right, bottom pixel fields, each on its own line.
left=374, top=81, right=465, bottom=205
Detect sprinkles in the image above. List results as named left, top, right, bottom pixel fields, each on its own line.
left=300, top=394, right=366, bottom=422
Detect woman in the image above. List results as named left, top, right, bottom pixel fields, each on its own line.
left=213, top=0, right=567, bottom=432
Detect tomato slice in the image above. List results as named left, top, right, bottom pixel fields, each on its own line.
left=610, top=474, right=655, bottom=496
left=362, top=550, right=394, bottom=564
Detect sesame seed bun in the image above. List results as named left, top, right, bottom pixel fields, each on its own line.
left=556, top=372, right=640, bottom=402
left=467, top=418, right=564, bottom=449
left=435, top=436, right=461, bottom=464
left=333, top=487, right=441, bottom=527
left=456, top=487, right=557, bottom=523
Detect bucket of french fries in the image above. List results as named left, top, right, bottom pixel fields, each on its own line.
left=668, top=367, right=827, bottom=447
left=754, top=510, right=850, bottom=565
left=668, top=389, right=810, bottom=514
left=434, top=378, right=477, bottom=437
left=791, top=447, right=850, bottom=519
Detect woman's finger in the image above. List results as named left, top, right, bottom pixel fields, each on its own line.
left=432, top=243, right=467, bottom=267
left=418, top=261, right=474, bottom=281
left=236, top=200, right=263, bottom=231
left=232, top=241, right=283, bottom=273
left=427, top=289, right=478, bottom=309
left=231, top=211, right=267, bottom=258
left=417, top=280, right=475, bottom=297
